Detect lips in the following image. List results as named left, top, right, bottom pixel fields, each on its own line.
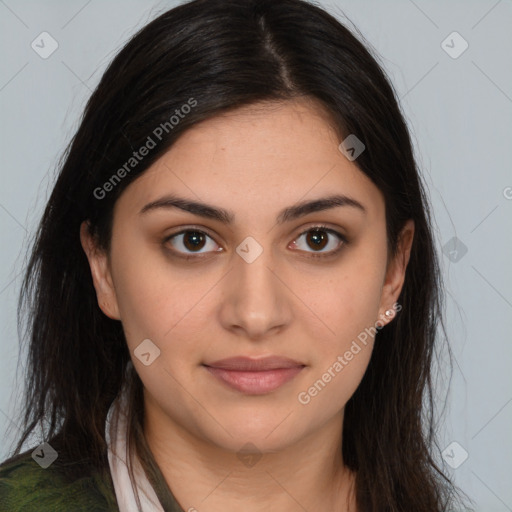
left=204, top=356, right=305, bottom=371
left=203, top=356, right=305, bottom=394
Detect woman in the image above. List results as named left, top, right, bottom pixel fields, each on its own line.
left=0, top=0, right=470, bottom=510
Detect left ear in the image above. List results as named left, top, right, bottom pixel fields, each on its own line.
left=377, top=219, right=414, bottom=323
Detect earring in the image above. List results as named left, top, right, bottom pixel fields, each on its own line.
left=385, top=309, right=394, bottom=317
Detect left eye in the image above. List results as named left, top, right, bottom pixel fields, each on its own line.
left=290, top=227, right=346, bottom=255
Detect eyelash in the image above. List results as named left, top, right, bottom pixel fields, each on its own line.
left=163, top=224, right=348, bottom=261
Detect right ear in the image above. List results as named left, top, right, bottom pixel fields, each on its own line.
left=80, top=221, right=121, bottom=320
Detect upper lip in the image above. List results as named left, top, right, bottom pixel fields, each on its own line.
left=203, top=356, right=305, bottom=371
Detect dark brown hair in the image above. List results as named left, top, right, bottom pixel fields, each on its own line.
left=3, top=0, right=471, bottom=510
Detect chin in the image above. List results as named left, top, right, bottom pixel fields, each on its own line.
left=196, top=416, right=308, bottom=455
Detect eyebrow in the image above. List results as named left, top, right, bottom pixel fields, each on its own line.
left=139, top=193, right=366, bottom=224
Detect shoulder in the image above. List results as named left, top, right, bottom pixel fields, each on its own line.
left=0, top=448, right=119, bottom=512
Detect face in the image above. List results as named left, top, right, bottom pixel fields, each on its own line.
left=81, top=98, right=413, bottom=454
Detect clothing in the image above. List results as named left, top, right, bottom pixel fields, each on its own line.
left=0, top=449, right=120, bottom=511
left=105, top=377, right=183, bottom=512
left=0, top=385, right=184, bottom=512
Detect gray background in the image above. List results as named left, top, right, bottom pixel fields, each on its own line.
left=1, top=1, right=511, bottom=510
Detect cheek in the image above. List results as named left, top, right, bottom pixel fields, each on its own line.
left=109, top=244, right=209, bottom=411
left=108, top=233, right=194, bottom=350
left=293, top=251, right=386, bottom=409
left=296, top=346, right=373, bottom=418
left=303, top=255, right=386, bottom=350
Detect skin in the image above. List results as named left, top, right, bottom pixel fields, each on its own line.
left=81, top=98, right=414, bottom=512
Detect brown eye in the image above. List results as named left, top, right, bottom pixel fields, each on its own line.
left=305, top=229, right=329, bottom=251
left=182, top=231, right=207, bottom=251
left=165, top=229, right=221, bottom=256
left=290, top=226, right=346, bottom=257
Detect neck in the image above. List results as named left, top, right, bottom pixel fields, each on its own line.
left=143, top=394, right=357, bottom=512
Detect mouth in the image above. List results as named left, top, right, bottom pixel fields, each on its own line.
left=202, top=356, right=306, bottom=395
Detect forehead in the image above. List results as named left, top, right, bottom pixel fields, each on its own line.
left=115, top=99, right=385, bottom=226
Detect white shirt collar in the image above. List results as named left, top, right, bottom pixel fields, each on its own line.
left=105, top=381, right=165, bottom=512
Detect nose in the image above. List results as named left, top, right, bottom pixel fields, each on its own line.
left=218, top=241, right=293, bottom=341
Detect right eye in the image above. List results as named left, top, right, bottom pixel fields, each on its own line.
left=164, top=229, right=223, bottom=258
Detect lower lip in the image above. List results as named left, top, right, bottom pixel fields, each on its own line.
left=203, top=366, right=304, bottom=395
